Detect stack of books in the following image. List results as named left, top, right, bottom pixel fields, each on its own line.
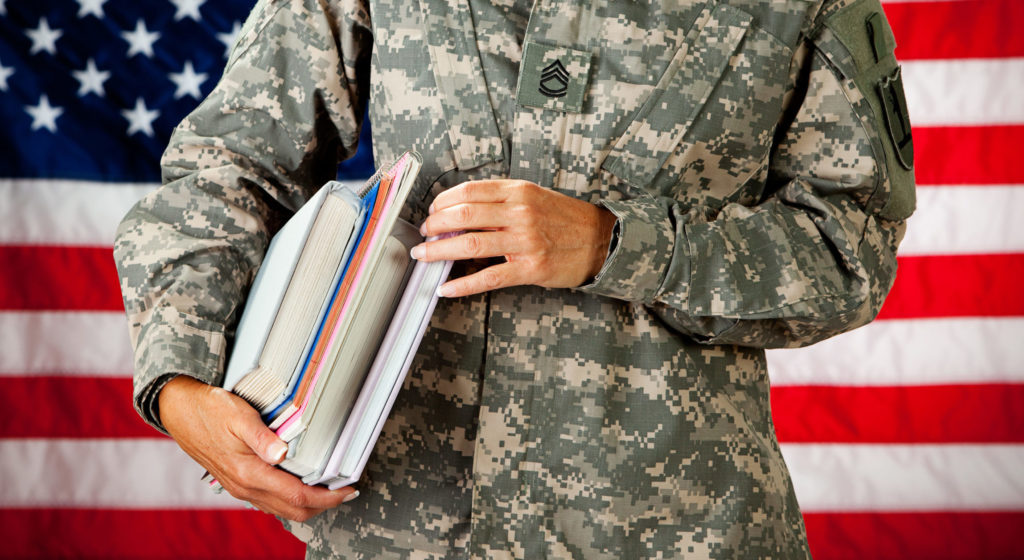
left=215, top=152, right=453, bottom=489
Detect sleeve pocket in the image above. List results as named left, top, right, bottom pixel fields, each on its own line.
left=823, top=0, right=916, bottom=221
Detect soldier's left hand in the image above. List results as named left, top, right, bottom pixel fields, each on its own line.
left=412, top=179, right=617, bottom=297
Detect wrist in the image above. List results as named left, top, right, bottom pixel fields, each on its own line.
left=587, top=206, right=618, bottom=280
left=157, top=375, right=207, bottom=433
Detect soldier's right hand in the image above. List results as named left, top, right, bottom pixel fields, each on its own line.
left=157, top=375, right=358, bottom=521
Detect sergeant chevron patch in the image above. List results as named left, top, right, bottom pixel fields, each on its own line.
left=516, top=41, right=591, bottom=112
left=538, top=60, right=569, bottom=98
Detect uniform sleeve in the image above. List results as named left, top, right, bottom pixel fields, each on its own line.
left=580, top=2, right=915, bottom=349
left=113, top=0, right=373, bottom=433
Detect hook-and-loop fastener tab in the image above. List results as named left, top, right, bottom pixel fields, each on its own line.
left=878, top=66, right=914, bottom=170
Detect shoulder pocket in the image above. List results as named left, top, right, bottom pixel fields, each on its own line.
left=601, top=2, right=752, bottom=189
left=824, top=0, right=915, bottom=221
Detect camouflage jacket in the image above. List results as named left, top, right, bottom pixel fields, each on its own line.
left=115, top=0, right=914, bottom=556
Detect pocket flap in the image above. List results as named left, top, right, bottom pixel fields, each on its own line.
left=602, top=3, right=752, bottom=188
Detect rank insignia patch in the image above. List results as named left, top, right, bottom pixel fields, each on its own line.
left=539, top=60, right=569, bottom=98
left=517, top=41, right=591, bottom=113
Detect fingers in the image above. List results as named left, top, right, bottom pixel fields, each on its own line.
left=436, top=261, right=524, bottom=298
left=159, top=376, right=359, bottom=522
left=412, top=231, right=521, bottom=262
left=420, top=201, right=512, bottom=237
left=219, top=400, right=358, bottom=520
left=228, top=457, right=357, bottom=521
left=414, top=179, right=614, bottom=295
left=429, top=180, right=520, bottom=213
left=234, top=409, right=288, bottom=465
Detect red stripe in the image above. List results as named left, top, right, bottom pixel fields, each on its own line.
left=0, top=377, right=160, bottom=439
left=884, top=0, right=1024, bottom=60
left=772, top=384, right=1024, bottom=443
left=0, top=509, right=304, bottom=559
left=10, top=376, right=1023, bottom=444
left=2, top=510, right=1021, bottom=560
left=880, top=253, right=1024, bottom=320
left=804, top=511, right=1024, bottom=560
left=913, top=125, right=1024, bottom=186
left=2, top=249, right=1022, bottom=321
left=0, top=246, right=122, bottom=311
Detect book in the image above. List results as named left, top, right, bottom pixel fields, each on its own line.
left=311, top=251, right=454, bottom=487
left=222, top=182, right=364, bottom=403
left=218, top=151, right=454, bottom=487
left=277, top=220, right=418, bottom=476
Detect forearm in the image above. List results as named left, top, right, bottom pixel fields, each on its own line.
left=580, top=16, right=913, bottom=348
left=115, top=0, right=372, bottom=432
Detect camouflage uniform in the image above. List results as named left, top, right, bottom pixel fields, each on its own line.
left=115, top=0, right=914, bottom=556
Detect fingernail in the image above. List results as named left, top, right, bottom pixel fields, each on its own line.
left=428, top=202, right=436, bottom=214
left=342, top=490, right=360, bottom=503
left=268, top=441, right=287, bottom=463
left=419, top=222, right=428, bottom=236
left=410, top=245, right=424, bottom=260
left=436, top=284, right=454, bottom=298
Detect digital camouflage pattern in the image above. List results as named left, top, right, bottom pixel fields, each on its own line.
left=114, top=0, right=913, bottom=556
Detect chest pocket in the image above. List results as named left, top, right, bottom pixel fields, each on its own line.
left=601, top=2, right=791, bottom=206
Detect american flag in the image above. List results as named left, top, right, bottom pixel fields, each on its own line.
left=0, top=0, right=1020, bottom=558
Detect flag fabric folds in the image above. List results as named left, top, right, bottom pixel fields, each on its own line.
left=0, top=0, right=1021, bottom=558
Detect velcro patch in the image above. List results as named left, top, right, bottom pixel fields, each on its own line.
left=516, top=41, right=592, bottom=113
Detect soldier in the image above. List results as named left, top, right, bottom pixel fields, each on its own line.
left=115, top=0, right=914, bottom=557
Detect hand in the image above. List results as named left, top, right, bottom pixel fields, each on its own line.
left=158, top=376, right=358, bottom=521
left=411, top=180, right=617, bottom=297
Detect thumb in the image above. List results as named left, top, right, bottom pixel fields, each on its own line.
left=235, top=409, right=288, bottom=465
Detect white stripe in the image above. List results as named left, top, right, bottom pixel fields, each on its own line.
left=767, top=317, right=1024, bottom=386
left=0, top=178, right=369, bottom=247
left=0, top=439, right=244, bottom=509
left=0, top=179, right=156, bottom=246
left=902, top=58, right=1024, bottom=126
left=782, top=443, right=1024, bottom=511
left=3, top=311, right=1022, bottom=386
left=0, top=312, right=133, bottom=376
left=899, top=185, right=1024, bottom=256
left=3, top=439, right=1020, bottom=511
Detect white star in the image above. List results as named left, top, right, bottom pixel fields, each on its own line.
left=76, top=0, right=107, bottom=18
left=122, top=19, right=160, bottom=58
left=0, top=60, right=13, bottom=91
left=169, top=0, right=205, bottom=21
left=121, top=98, right=160, bottom=137
left=72, top=58, right=110, bottom=97
left=27, top=18, right=63, bottom=56
left=217, top=21, right=242, bottom=58
left=26, top=95, right=64, bottom=133
left=169, top=60, right=208, bottom=99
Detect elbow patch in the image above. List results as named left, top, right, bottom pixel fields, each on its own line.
left=824, top=0, right=916, bottom=221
